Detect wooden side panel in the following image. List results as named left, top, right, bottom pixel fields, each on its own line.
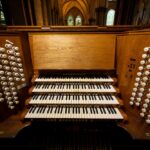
left=29, top=33, right=116, bottom=70
left=117, top=33, right=150, bottom=139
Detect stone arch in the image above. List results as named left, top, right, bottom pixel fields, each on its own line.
left=65, top=7, right=84, bottom=25
left=63, top=0, right=89, bottom=24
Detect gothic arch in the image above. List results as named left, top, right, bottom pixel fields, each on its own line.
left=62, top=0, right=89, bottom=24
left=65, top=7, right=84, bottom=25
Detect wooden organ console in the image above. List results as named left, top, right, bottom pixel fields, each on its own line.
left=0, top=26, right=150, bottom=149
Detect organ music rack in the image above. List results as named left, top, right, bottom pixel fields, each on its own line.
left=0, top=26, right=150, bottom=143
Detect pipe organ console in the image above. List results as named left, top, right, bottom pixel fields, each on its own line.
left=0, top=26, right=150, bottom=149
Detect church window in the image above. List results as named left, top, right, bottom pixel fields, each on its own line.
left=67, top=15, right=74, bottom=26
left=106, top=9, right=115, bottom=26
left=75, top=15, right=82, bottom=26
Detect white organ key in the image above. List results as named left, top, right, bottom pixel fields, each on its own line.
left=44, top=106, right=49, bottom=118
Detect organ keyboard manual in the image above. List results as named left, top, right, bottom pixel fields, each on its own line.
left=25, top=72, right=124, bottom=120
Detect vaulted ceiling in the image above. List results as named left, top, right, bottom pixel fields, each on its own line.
left=58, top=0, right=106, bottom=24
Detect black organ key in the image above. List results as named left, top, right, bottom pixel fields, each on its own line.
left=47, top=106, right=50, bottom=113
left=107, top=107, right=111, bottom=114
left=50, top=107, right=53, bottom=113
left=60, top=106, right=63, bottom=113
left=29, top=107, right=34, bottom=113
left=99, top=107, right=103, bottom=114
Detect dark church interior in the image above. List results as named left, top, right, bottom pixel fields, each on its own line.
left=0, top=0, right=150, bottom=149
